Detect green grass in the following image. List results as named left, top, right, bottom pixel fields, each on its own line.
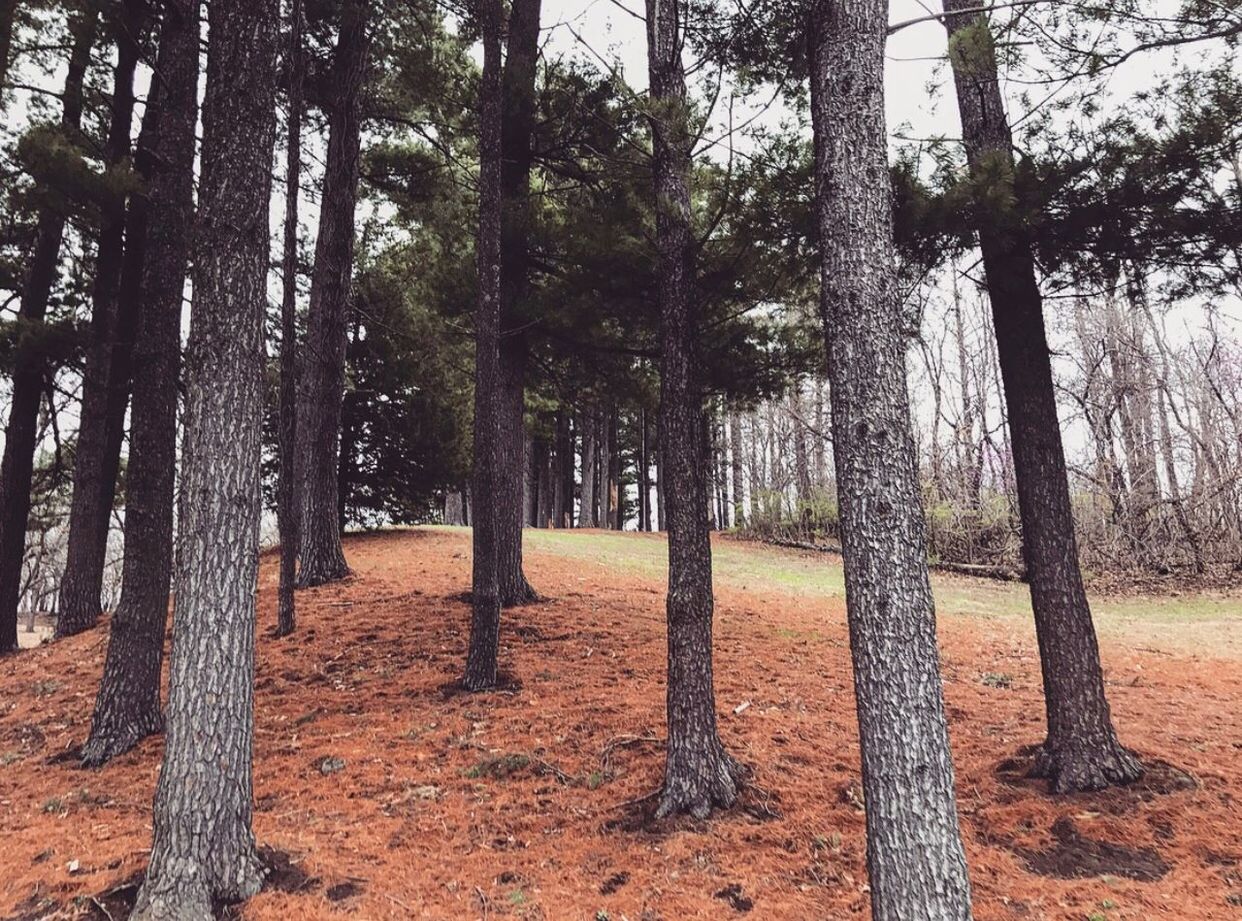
left=425, top=526, right=1242, bottom=656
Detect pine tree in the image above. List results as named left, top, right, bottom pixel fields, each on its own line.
left=79, top=0, right=199, bottom=766
left=807, top=0, right=973, bottom=916
left=942, top=0, right=1141, bottom=793
left=463, top=0, right=505, bottom=691
left=56, top=0, right=150, bottom=638
left=297, top=0, right=370, bottom=587
left=0, top=5, right=97, bottom=653
left=647, top=0, right=743, bottom=819
left=128, top=0, right=279, bottom=911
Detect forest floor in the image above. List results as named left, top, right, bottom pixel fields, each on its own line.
left=2, top=527, right=1240, bottom=921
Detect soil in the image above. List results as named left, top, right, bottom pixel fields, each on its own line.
left=1, top=527, right=1240, bottom=920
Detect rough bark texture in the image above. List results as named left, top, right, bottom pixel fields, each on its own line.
left=128, top=0, right=278, bottom=912
left=0, top=0, right=18, bottom=104
left=464, top=0, right=504, bottom=692
left=296, top=0, right=368, bottom=587
left=580, top=413, right=597, bottom=526
left=729, top=410, right=745, bottom=526
left=808, top=2, right=974, bottom=918
left=647, top=0, right=741, bottom=819
left=495, top=0, right=542, bottom=601
left=81, top=0, right=198, bottom=766
left=0, top=7, right=96, bottom=653
left=276, top=0, right=305, bottom=636
left=56, top=0, right=149, bottom=638
left=944, top=1, right=1140, bottom=794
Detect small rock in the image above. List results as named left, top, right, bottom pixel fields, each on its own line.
left=316, top=756, right=346, bottom=775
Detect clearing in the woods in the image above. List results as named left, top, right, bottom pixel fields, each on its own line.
left=2, top=527, right=1240, bottom=920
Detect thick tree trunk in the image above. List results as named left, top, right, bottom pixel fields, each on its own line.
left=464, top=0, right=504, bottom=692
left=296, top=0, right=368, bottom=587
left=580, top=413, right=597, bottom=526
left=944, top=1, right=1140, bottom=793
left=646, top=0, right=741, bottom=819
left=128, top=0, right=278, bottom=913
left=0, top=7, right=96, bottom=653
left=495, top=0, right=541, bottom=596
left=808, top=3, right=973, bottom=918
left=497, top=336, right=538, bottom=597
left=81, top=0, right=198, bottom=766
left=276, top=0, right=305, bottom=636
left=55, top=0, right=148, bottom=638
left=444, top=489, right=466, bottom=525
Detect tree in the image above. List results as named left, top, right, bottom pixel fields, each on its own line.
left=56, top=0, right=150, bottom=638
left=942, top=0, right=1141, bottom=793
left=297, top=0, right=370, bottom=587
left=277, top=0, right=306, bottom=635
left=807, top=0, right=972, bottom=917
left=128, top=0, right=279, bottom=912
left=79, top=0, right=199, bottom=766
left=0, top=4, right=96, bottom=653
left=463, top=0, right=504, bottom=691
left=496, top=0, right=542, bottom=605
left=646, top=0, right=742, bottom=819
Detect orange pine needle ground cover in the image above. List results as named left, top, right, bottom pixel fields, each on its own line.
left=1, top=527, right=1240, bottom=919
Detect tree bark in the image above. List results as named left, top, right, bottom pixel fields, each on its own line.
left=464, top=0, right=504, bottom=692
left=599, top=405, right=612, bottom=527
left=296, top=0, right=369, bottom=587
left=55, top=0, right=149, bottom=638
left=808, top=2, right=973, bottom=918
left=646, top=0, right=741, bottom=819
left=276, top=0, right=305, bottom=636
left=495, top=0, right=542, bottom=598
left=0, top=0, right=18, bottom=106
left=128, top=0, right=278, bottom=912
left=80, top=0, right=198, bottom=766
left=639, top=407, right=651, bottom=531
left=580, top=412, right=597, bottom=526
left=0, top=6, right=96, bottom=653
left=729, top=410, right=745, bottom=526
left=944, top=1, right=1140, bottom=792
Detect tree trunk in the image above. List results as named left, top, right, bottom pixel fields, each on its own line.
left=55, top=0, right=149, bottom=638
left=808, top=3, right=973, bottom=918
left=599, top=405, right=612, bottom=528
left=580, top=412, right=597, bottom=526
left=646, top=0, right=740, bottom=819
left=276, top=0, right=305, bottom=637
left=464, top=0, right=504, bottom=691
left=0, top=0, right=17, bottom=102
left=497, top=336, right=538, bottom=596
left=296, top=0, right=368, bottom=587
left=0, top=6, right=96, bottom=653
left=495, top=0, right=541, bottom=594
left=444, top=489, right=466, bottom=525
left=944, top=1, right=1140, bottom=792
left=128, top=0, right=278, bottom=912
left=639, top=407, right=651, bottom=531
left=608, top=406, right=621, bottom=528
left=80, top=0, right=198, bottom=766
left=729, top=410, right=745, bottom=526
left=552, top=412, right=569, bottom=527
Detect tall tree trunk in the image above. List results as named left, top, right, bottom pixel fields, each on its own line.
left=599, top=406, right=612, bottom=527
left=0, top=6, right=96, bottom=653
left=944, top=1, right=1140, bottom=792
left=128, top=0, right=278, bottom=912
left=276, top=0, right=305, bottom=636
left=296, top=0, right=369, bottom=586
left=580, top=412, right=597, bottom=526
left=729, top=410, right=745, bottom=526
left=495, top=0, right=541, bottom=597
left=463, top=0, right=504, bottom=692
left=655, top=415, right=665, bottom=531
left=608, top=406, right=621, bottom=528
left=552, top=412, right=569, bottom=526
left=80, top=0, right=198, bottom=766
left=808, top=2, right=973, bottom=918
left=647, top=0, right=741, bottom=819
left=639, top=407, right=651, bottom=531
left=55, top=0, right=149, bottom=638
left=0, top=0, right=18, bottom=105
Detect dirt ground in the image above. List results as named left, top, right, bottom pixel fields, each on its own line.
left=1, top=527, right=1240, bottom=920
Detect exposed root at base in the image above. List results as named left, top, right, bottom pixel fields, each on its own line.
left=655, top=750, right=748, bottom=820
left=1027, top=739, right=1144, bottom=794
left=80, top=713, right=163, bottom=768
